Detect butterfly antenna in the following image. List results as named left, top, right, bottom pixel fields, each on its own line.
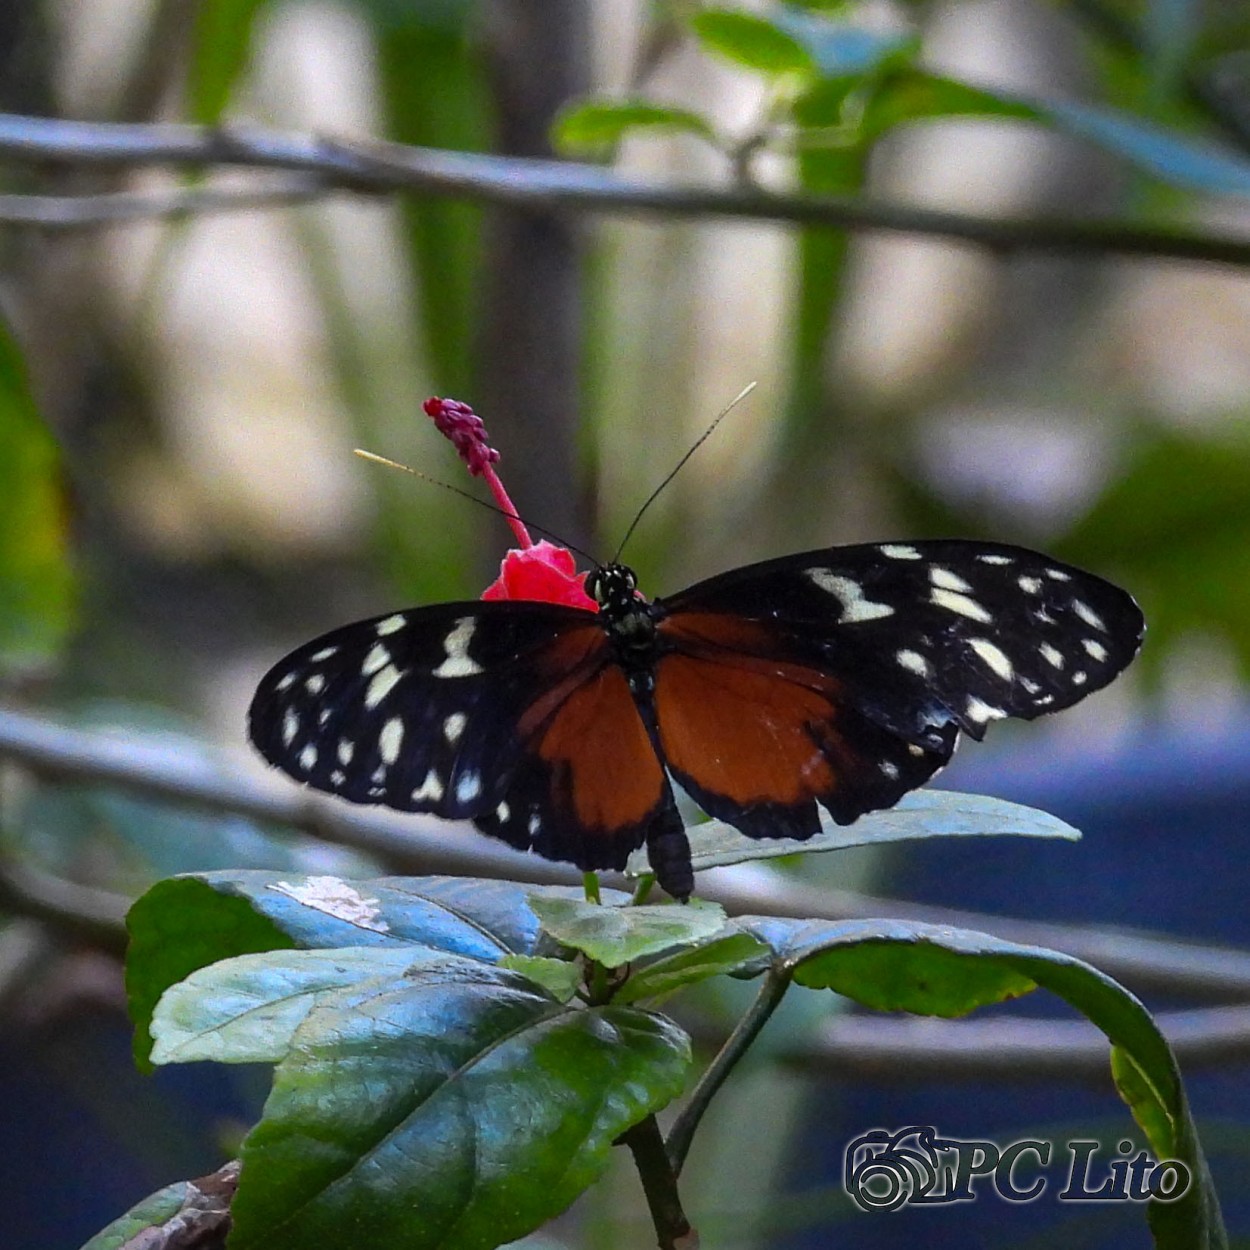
left=354, top=450, right=600, bottom=565
left=612, top=381, right=757, bottom=563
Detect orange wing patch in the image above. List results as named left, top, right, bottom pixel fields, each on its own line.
left=654, top=649, right=841, bottom=807
left=535, top=662, right=666, bottom=833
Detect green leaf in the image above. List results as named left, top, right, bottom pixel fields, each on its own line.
left=78, top=1179, right=200, bottom=1250
left=863, top=69, right=1250, bottom=196
left=552, top=99, right=715, bottom=157
left=1054, top=430, right=1250, bottom=679
left=126, top=877, right=296, bottom=1068
left=150, top=946, right=445, bottom=1064
left=186, top=0, right=270, bottom=123
left=627, top=790, right=1079, bottom=878
left=375, top=11, right=488, bottom=401
left=229, top=962, right=691, bottom=1250
left=772, top=10, right=916, bottom=79
left=689, top=10, right=815, bottom=76
left=127, top=874, right=605, bottom=1062
left=615, top=932, right=771, bottom=1005
left=499, top=954, right=584, bottom=1002
left=0, top=319, right=74, bottom=669
left=743, top=916, right=1227, bottom=1245
left=529, top=896, right=727, bottom=967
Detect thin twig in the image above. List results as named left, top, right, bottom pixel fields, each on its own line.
left=0, top=175, right=333, bottom=228
left=0, top=113, right=1245, bottom=265
left=667, top=967, right=790, bottom=1175
left=763, top=1002, right=1250, bottom=1079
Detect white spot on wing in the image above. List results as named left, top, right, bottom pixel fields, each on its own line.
left=879, top=760, right=900, bottom=780
left=456, top=771, right=482, bottom=803
left=977, top=553, right=1013, bottom=565
left=1020, top=677, right=1041, bottom=694
left=1045, top=568, right=1071, bottom=582
left=969, top=637, right=1014, bottom=681
left=376, top=614, right=406, bottom=636
left=966, top=697, right=1007, bottom=724
left=362, top=642, right=390, bottom=676
left=282, top=708, right=299, bottom=747
left=807, top=569, right=894, bottom=622
left=443, top=712, right=467, bottom=745
left=528, top=812, right=541, bottom=835
left=338, top=739, right=354, bottom=765
left=276, top=672, right=296, bottom=692
left=930, top=565, right=973, bottom=593
left=433, top=617, right=484, bottom=678
left=311, top=646, right=338, bottom=662
left=1039, top=642, right=1064, bottom=669
left=496, top=801, right=511, bottom=823
left=879, top=544, right=921, bottom=560
left=305, top=674, right=325, bottom=695
left=330, top=768, right=345, bottom=785
left=379, top=716, right=404, bottom=764
left=1072, top=600, right=1106, bottom=631
left=299, top=744, right=318, bottom=771
left=1073, top=671, right=1088, bottom=685
left=365, top=664, right=402, bottom=709
left=1083, top=638, right=1109, bottom=661
left=1018, top=575, right=1042, bottom=595
left=931, top=587, right=992, bottom=623
left=896, top=649, right=931, bottom=678
left=412, top=770, right=444, bottom=802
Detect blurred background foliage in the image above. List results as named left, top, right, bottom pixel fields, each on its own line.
left=4, top=0, right=1250, bottom=1247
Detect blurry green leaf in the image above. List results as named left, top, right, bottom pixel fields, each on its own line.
left=151, top=946, right=443, bottom=1064
left=628, top=790, right=1079, bottom=878
left=0, top=320, right=74, bottom=668
left=615, top=932, right=770, bottom=1004
left=689, top=9, right=815, bottom=76
left=186, top=0, right=270, bottom=123
left=861, top=70, right=1036, bottom=138
left=529, top=895, right=727, bottom=967
left=374, top=11, right=489, bottom=400
left=863, top=69, right=1250, bottom=196
left=1055, top=430, right=1250, bottom=678
left=499, top=953, right=583, bottom=1001
left=552, top=99, right=715, bottom=157
left=773, top=10, right=917, bottom=78
left=229, top=961, right=690, bottom=1250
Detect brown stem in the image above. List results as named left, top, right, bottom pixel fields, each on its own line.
left=622, top=1114, right=696, bottom=1249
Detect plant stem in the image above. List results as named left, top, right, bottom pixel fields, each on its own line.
left=666, top=966, right=791, bottom=1176
left=582, top=870, right=601, bottom=904
left=621, top=1114, right=694, bottom=1249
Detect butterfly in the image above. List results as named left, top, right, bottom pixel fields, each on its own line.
left=247, top=539, right=1143, bottom=901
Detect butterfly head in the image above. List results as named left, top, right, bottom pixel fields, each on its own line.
left=586, top=562, right=640, bottom=615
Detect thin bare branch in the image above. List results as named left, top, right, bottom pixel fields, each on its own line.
left=0, top=112, right=1246, bottom=265
left=0, top=175, right=331, bottom=228
left=760, top=1002, right=1250, bottom=1079
left=2, top=707, right=1249, bottom=1006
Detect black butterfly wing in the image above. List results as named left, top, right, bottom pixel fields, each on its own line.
left=650, top=539, right=1142, bottom=839
left=248, top=600, right=669, bottom=871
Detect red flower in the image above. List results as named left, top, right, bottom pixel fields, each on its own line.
left=424, top=396, right=597, bottom=612
left=481, top=540, right=596, bottom=610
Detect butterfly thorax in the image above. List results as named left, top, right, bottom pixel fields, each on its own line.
left=588, top=562, right=661, bottom=690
